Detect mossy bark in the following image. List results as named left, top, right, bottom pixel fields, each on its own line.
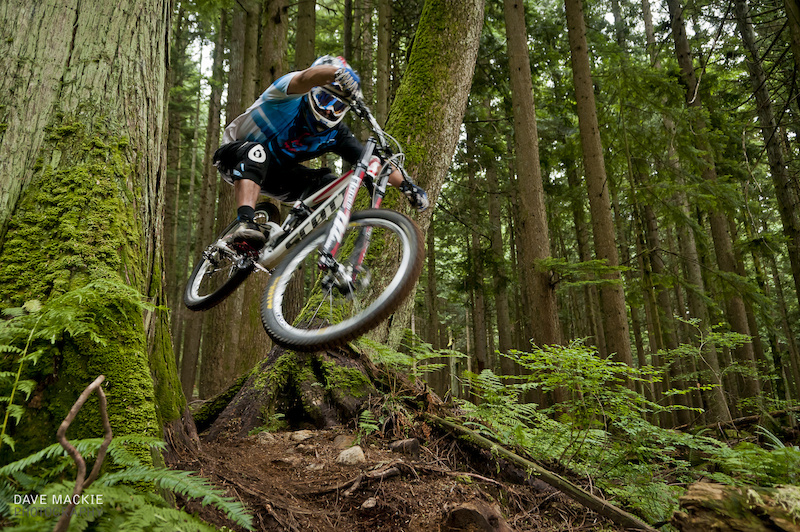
left=0, top=1, right=190, bottom=461
left=371, top=0, right=485, bottom=347
left=205, top=345, right=380, bottom=439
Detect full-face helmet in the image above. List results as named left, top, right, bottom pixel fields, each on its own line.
left=307, top=55, right=359, bottom=128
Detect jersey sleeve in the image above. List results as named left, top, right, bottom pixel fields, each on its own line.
left=263, top=72, right=302, bottom=102
left=332, top=124, right=364, bottom=165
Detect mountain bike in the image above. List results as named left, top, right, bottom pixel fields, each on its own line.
left=183, top=97, right=425, bottom=352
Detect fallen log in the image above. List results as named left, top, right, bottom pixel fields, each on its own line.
left=671, top=482, right=800, bottom=531
left=425, top=413, right=657, bottom=532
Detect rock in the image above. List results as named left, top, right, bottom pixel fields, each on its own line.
left=290, top=429, right=314, bottom=442
left=306, top=462, right=325, bottom=471
left=272, top=455, right=303, bottom=467
left=360, top=497, right=378, bottom=510
left=441, top=500, right=515, bottom=532
left=389, top=438, right=420, bottom=458
left=255, top=431, right=276, bottom=444
left=336, top=445, right=366, bottom=466
left=296, top=443, right=317, bottom=455
left=333, top=434, right=356, bottom=449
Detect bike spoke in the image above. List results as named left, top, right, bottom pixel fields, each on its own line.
left=262, top=211, right=422, bottom=351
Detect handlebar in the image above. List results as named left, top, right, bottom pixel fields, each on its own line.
left=346, top=95, right=416, bottom=187
left=320, top=86, right=418, bottom=188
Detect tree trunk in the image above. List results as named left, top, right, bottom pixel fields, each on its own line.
left=181, top=10, right=227, bottom=400
left=564, top=0, right=633, bottom=367
left=205, top=345, right=382, bottom=440
left=735, top=0, right=800, bottom=315
left=375, top=0, right=392, bottom=125
left=376, top=0, right=485, bottom=347
left=665, top=0, right=761, bottom=405
left=672, top=483, right=800, bottom=531
left=640, top=0, right=729, bottom=423
left=785, top=0, right=800, bottom=76
left=466, top=129, right=488, bottom=371
left=198, top=2, right=262, bottom=399
left=488, top=166, right=513, bottom=356
left=166, top=6, right=189, bottom=352
left=260, top=0, right=289, bottom=86
left=295, top=0, right=316, bottom=68
left=0, top=0, right=190, bottom=458
left=503, top=0, right=562, bottom=347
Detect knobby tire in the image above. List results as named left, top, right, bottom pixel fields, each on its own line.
left=260, top=209, right=424, bottom=351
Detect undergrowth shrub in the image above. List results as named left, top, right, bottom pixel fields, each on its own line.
left=455, top=339, right=800, bottom=524
left=0, top=280, right=252, bottom=531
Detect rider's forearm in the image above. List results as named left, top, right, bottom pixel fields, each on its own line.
left=286, top=66, right=338, bottom=95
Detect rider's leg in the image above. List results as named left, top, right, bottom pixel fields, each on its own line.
left=235, top=178, right=262, bottom=221
left=223, top=142, right=269, bottom=248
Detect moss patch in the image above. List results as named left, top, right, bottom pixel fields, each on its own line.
left=0, top=114, right=172, bottom=461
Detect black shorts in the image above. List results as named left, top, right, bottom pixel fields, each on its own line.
left=214, top=141, right=338, bottom=202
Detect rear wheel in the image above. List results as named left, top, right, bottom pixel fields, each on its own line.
left=260, top=209, right=424, bottom=351
left=183, top=203, right=275, bottom=311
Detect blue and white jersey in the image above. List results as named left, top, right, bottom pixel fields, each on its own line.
left=223, top=72, right=359, bottom=167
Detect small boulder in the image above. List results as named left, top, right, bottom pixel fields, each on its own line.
left=336, top=445, right=366, bottom=466
left=290, top=429, right=314, bottom=442
left=255, top=431, right=276, bottom=444
left=360, top=497, right=378, bottom=510
left=441, top=500, right=515, bottom=532
left=389, top=438, right=420, bottom=458
left=333, top=434, right=356, bottom=449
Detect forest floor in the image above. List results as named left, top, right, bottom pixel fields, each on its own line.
left=168, top=419, right=629, bottom=532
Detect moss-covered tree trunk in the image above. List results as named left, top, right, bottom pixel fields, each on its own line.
left=376, top=0, right=485, bottom=347
left=0, top=0, right=191, bottom=460
left=204, top=344, right=381, bottom=438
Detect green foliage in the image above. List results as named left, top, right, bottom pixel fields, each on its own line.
left=537, top=257, right=629, bottom=291
left=358, top=332, right=467, bottom=384
left=454, top=340, right=800, bottom=524
left=0, top=301, right=43, bottom=452
left=0, top=436, right=253, bottom=531
left=354, top=410, right=380, bottom=445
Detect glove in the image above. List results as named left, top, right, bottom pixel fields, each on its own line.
left=334, top=66, right=360, bottom=97
left=399, top=181, right=430, bottom=212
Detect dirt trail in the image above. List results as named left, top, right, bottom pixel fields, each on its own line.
left=170, top=424, right=624, bottom=532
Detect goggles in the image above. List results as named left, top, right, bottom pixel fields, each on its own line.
left=312, top=89, right=348, bottom=118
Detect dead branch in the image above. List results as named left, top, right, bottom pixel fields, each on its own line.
left=425, top=413, right=657, bottom=532
left=310, top=461, right=407, bottom=495
left=53, top=375, right=112, bottom=532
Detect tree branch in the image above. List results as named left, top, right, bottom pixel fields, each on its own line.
left=53, top=375, right=113, bottom=532
left=425, top=413, right=657, bottom=532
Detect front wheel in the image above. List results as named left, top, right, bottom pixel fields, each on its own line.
left=260, top=209, right=424, bottom=351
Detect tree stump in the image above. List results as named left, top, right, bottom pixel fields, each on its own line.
left=205, top=344, right=380, bottom=440
left=671, top=482, right=800, bottom=531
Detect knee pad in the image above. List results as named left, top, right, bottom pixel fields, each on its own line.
left=214, top=141, right=268, bottom=186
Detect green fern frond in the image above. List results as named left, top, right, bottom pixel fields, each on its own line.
left=99, top=466, right=253, bottom=530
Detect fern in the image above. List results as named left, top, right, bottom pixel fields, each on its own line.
left=357, top=331, right=467, bottom=383
left=1, top=436, right=254, bottom=531
left=354, top=410, right=380, bottom=445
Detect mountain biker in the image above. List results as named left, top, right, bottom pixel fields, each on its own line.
left=213, top=55, right=430, bottom=249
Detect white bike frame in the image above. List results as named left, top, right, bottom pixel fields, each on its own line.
left=251, top=139, right=389, bottom=274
